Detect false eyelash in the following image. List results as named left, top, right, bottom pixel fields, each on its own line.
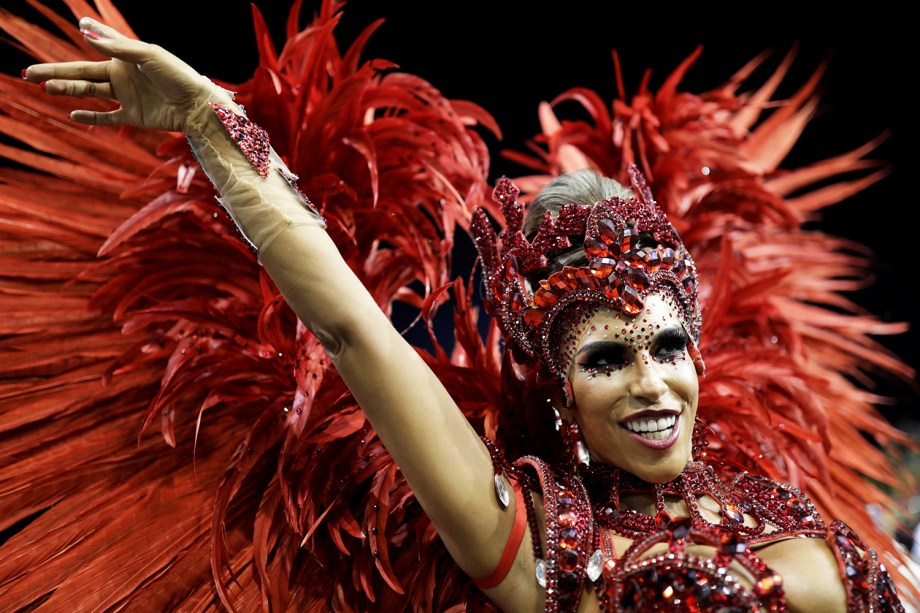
left=576, top=343, right=629, bottom=371
left=652, top=327, right=690, bottom=359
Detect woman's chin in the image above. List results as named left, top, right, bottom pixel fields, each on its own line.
left=628, top=457, right=690, bottom=484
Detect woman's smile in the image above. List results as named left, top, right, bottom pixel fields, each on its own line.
left=620, top=409, right=681, bottom=448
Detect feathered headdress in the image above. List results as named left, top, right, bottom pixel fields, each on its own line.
left=471, top=164, right=700, bottom=377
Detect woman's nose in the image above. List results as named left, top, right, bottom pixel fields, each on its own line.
left=628, top=358, right=669, bottom=401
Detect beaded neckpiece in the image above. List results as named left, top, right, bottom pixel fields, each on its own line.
left=487, top=445, right=906, bottom=612
left=470, top=165, right=700, bottom=378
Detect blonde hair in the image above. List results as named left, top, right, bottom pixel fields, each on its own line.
left=523, top=169, right=635, bottom=276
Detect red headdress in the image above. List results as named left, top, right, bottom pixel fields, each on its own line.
left=472, top=164, right=700, bottom=377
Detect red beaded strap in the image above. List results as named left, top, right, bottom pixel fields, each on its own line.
left=473, top=479, right=526, bottom=590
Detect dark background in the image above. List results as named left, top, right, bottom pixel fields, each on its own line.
left=2, top=1, right=916, bottom=429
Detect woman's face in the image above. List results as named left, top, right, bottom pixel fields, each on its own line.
left=566, top=294, right=699, bottom=483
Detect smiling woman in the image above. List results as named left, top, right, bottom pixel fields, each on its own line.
left=568, top=299, right=700, bottom=481
left=0, top=1, right=917, bottom=611
left=470, top=163, right=901, bottom=609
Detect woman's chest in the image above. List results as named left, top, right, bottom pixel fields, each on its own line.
left=552, top=528, right=846, bottom=613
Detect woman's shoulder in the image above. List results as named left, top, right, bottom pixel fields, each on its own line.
left=725, top=469, right=827, bottom=534
left=731, top=471, right=905, bottom=611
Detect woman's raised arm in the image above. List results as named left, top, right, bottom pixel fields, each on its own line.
left=22, top=17, right=536, bottom=602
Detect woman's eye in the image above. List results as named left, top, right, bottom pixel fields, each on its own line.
left=578, top=348, right=628, bottom=371
left=652, top=329, right=689, bottom=361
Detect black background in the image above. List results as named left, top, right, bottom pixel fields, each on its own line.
left=2, top=1, right=916, bottom=428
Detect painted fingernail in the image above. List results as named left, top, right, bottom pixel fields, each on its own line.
left=80, top=28, right=104, bottom=41
left=21, top=68, right=28, bottom=80
left=39, top=81, right=46, bottom=91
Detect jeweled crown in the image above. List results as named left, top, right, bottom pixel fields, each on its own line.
left=471, top=165, right=701, bottom=377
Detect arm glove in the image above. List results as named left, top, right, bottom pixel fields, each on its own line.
left=184, top=86, right=324, bottom=255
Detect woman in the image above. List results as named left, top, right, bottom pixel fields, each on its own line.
left=14, top=13, right=911, bottom=613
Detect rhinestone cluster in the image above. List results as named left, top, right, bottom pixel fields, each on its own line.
left=828, top=522, right=905, bottom=612
left=209, top=101, right=272, bottom=179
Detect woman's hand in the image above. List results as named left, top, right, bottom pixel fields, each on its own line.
left=22, top=17, right=221, bottom=132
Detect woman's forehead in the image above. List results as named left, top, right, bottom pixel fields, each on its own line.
left=573, top=295, right=684, bottom=347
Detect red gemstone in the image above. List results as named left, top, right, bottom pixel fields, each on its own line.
left=523, top=307, right=546, bottom=327
left=558, top=511, right=578, bottom=527
left=644, top=249, right=661, bottom=273
left=723, top=503, right=744, bottom=524
left=655, top=509, right=672, bottom=528
left=603, top=278, right=622, bottom=300
left=661, top=248, right=676, bottom=269
left=621, top=285, right=644, bottom=314
left=533, top=287, right=558, bottom=308
left=548, top=273, right=571, bottom=292
left=598, top=218, right=618, bottom=245
left=673, top=259, right=687, bottom=278
left=559, top=527, right=579, bottom=549
left=559, top=548, right=579, bottom=571
left=558, top=491, right=575, bottom=508
left=584, top=237, right=609, bottom=259
left=591, top=257, right=616, bottom=278
left=620, top=228, right=638, bottom=253
left=624, top=248, right=647, bottom=263
left=626, top=267, right=650, bottom=291
left=572, top=267, right=600, bottom=289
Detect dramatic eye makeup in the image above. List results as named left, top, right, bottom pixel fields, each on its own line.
left=575, top=325, right=689, bottom=373
left=651, top=326, right=690, bottom=361
left=575, top=341, right=629, bottom=372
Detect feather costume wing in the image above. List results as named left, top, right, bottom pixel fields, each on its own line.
left=0, top=1, right=500, bottom=610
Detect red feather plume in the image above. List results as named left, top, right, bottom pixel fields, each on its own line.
left=0, top=1, right=501, bottom=610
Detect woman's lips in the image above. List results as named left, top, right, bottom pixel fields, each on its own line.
left=620, top=411, right=681, bottom=450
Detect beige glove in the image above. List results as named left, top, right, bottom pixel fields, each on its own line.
left=24, top=17, right=324, bottom=255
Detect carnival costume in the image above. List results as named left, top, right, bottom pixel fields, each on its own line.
left=0, top=1, right=916, bottom=611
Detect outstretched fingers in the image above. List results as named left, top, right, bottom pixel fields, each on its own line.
left=68, top=108, right=126, bottom=126
left=42, top=78, right=114, bottom=100
left=24, top=60, right=110, bottom=84
left=76, top=16, right=161, bottom=65
left=24, top=16, right=217, bottom=132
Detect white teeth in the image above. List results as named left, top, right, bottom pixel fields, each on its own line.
left=624, top=414, right=677, bottom=438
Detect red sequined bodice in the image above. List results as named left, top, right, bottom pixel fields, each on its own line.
left=506, top=457, right=904, bottom=612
